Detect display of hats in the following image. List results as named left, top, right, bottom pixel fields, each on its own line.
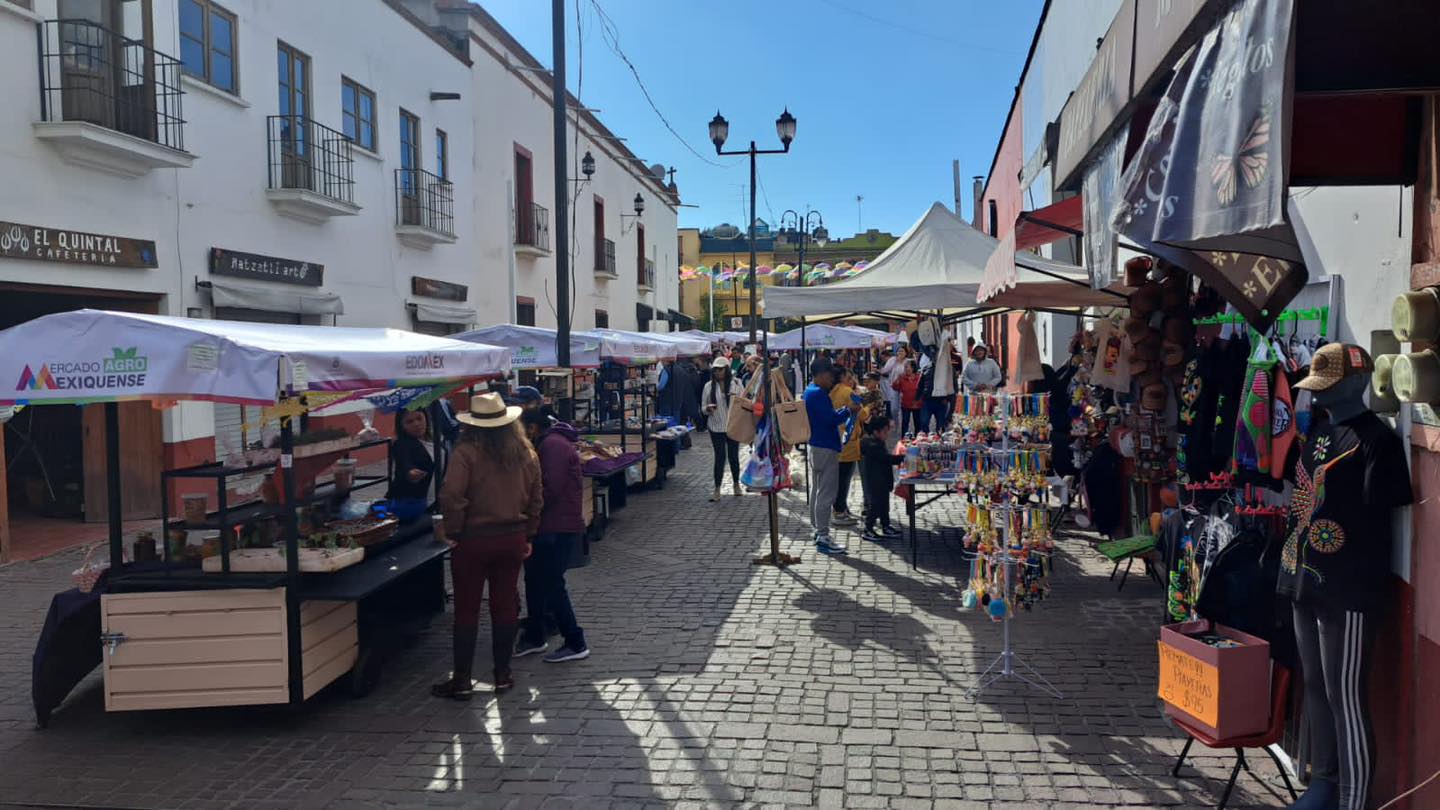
left=1393, top=349, right=1440, bottom=403
left=1132, top=339, right=1159, bottom=361
left=1137, top=369, right=1164, bottom=388
left=1124, top=316, right=1149, bottom=340
left=1141, top=382, right=1168, bottom=411
left=1129, top=357, right=1150, bottom=377
left=1124, top=256, right=1154, bottom=288
left=1392, top=288, right=1440, bottom=342
left=1130, top=283, right=1163, bottom=317
left=1161, top=285, right=1187, bottom=313
left=1162, top=315, right=1192, bottom=344
left=1372, top=353, right=1402, bottom=413
left=1162, top=340, right=1185, bottom=368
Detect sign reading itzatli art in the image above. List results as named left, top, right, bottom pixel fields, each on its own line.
left=1112, top=0, right=1306, bottom=332
left=0, top=221, right=157, bottom=268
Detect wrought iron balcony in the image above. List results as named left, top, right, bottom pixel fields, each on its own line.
left=395, top=168, right=455, bottom=247
left=515, top=202, right=550, bottom=255
left=596, top=238, right=617, bottom=277
left=35, top=19, right=192, bottom=175
left=265, top=114, right=358, bottom=223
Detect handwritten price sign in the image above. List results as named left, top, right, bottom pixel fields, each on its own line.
left=1157, top=641, right=1220, bottom=728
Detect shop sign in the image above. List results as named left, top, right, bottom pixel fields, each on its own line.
left=411, top=276, right=468, bottom=302
left=1112, top=0, right=1305, bottom=331
left=1053, top=0, right=1136, bottom=191
left=0, top=221, right=157, bottom=268
left=1132, top=0, right=1214, bottom=96
left=16, top=346, right=150, bottom=393
left=209, top=247, right=322, bottom=287
left=1157, top=641, right=1219, bottom=727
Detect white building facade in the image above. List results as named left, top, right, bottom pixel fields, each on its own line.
left=0, top=0, right=679, bottom=531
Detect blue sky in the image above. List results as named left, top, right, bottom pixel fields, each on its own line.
left=478, top=0, right=1044, bottom=238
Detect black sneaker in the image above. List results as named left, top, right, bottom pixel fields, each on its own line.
left=543, top=644, right=590, bottom=663
left=861, top=529, right=887, bottom=543
left=880, top=525, right=903, bottom=539
left=515, top=637, right=547, bottom=658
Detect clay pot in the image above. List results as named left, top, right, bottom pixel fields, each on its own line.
left=1392, top=288, right=1440, bottom=342
left=1162, top=341, right=1186, bottom=368
left=1393, top=349, right=1440, bottom=403
left=1163, top=316, right=1192, bottom=344
left=1372, top=354, right=1401, bottom=414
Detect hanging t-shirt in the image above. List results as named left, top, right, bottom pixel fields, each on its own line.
left=1276, top=412, right=1413, bottom=612
left=1089, top=319, right=1132, bottom=392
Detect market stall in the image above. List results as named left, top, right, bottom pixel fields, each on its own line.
left=5, top=310, right=511, bottom=723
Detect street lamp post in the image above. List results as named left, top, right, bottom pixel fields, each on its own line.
left=779, top=209, right=827, bottom=386
left=709, top=108, right=796, bottom=567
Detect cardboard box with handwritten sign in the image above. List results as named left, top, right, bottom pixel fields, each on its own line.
left=1158, top=620, right=1270, bottom=739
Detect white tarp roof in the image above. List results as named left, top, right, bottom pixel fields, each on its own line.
left=763, top=202, right=996, bottom=317
left=591, top=329, right=709, bottom=363
left=764, top=201, right=1125, bottom=316
left=0, top=309, right=511, bottom=405
left=768, top=324, right=884, bottom=351
left=456, top=324, right=604, bottom=368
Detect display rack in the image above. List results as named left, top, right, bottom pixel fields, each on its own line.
left=959, top=391, right=1063, bottom=701
left=155, top=437, right=392, bottom=576
left=586, top=364, right=659, bottom=487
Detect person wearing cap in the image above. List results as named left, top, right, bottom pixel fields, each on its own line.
left=805, top=356, right=861, bottom=555
left=701, top=356, right=745, bottom=500
left=1277, top=343, right=1412, bottom=810
left=506, top=385, right=545, bottom=412
left=433, top=393, right=544, bottom=699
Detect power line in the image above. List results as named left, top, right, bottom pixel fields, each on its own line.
left=589, top=0, right=740, bottom=169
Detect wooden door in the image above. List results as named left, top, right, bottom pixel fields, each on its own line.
left=277, top=41, right=312, bottom=190
left=82, top=400, right=162, bottom=522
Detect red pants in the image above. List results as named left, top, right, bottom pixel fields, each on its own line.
left=449, top=532, right=527, bottom=628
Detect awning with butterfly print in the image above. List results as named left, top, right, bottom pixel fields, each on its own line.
left=1112, top=0, right=1307, bottom=333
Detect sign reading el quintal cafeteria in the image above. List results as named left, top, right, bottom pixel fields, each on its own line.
left=0, top=221, right=157, bottom=268
left=1157, top=641, right=1220, bottom=728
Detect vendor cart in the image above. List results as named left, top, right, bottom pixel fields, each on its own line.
left=3, top=310, right=510, bottom=723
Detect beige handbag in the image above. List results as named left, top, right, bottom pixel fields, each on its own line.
left=770, top=368, right=811, bottom=446
left=725, top=373, right=760, bottom=443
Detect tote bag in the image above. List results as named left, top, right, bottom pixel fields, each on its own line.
left=770, top=368, right=811, bottom=446
left=726, top=373, right=761, bottom=444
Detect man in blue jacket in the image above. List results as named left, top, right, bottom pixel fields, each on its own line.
left=805, top=357, right=860, bottom=555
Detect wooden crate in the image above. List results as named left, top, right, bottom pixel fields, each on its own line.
left=101, top=589, right=357, bottom=712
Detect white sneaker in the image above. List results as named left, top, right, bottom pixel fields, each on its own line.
left=816, top=536, right=849, bottom=555
left=710, top=488, right=721, bottom=502
left=832, top=511, right=858, bottom=527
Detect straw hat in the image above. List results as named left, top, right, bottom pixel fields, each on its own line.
left=456, top=392, right=521, bottom=428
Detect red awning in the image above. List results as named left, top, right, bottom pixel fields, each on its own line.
left=1014, top=196, right=1083, bottom=251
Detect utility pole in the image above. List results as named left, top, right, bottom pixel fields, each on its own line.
left=551, top=0, right=571, bottom=367
left=855, top=194, right=863, bottom=234
left=952, top=160, right=962, bottom=216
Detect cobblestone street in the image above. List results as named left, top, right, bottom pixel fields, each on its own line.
left=0, top=448, right=1290, bottom=809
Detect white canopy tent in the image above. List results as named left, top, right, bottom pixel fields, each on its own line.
left=768, top=324, right=883, bottom=351
left=0, top=309, right=512, bottom=406
left=763, top=202, right=1125, bottom=318
left=456, top=324, right=605, bottom=369
left=591, top=329, right=710, bottom=363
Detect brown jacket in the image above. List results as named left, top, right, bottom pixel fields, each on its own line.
left=438, top=439, right=543, bottom=539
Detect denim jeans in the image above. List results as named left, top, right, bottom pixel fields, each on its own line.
left=920, top=396, right=952, bottom=433
left=520, top=532, right=586, bottom=651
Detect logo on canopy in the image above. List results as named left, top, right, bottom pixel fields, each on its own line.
left=16, top=347, right=149, bottom=391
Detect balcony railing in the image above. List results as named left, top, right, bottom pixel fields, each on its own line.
left=37, top=19, right=186, bottom=151
left=266, top=114, right=356, bottom=205
left=596, top=238, right=616, bottom=275
left=395, top=168, right=454, bottom=237
left=516, top=202, right=550, bottom=251
left=640, top=258, right=656, bottom=290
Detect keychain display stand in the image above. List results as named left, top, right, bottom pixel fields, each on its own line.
left=963, top=525, right=1063, bottom=701
left=958, top=392, right=1063, bottom=701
